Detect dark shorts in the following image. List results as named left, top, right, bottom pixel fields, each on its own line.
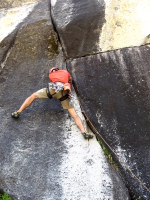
left=36, top=88, right=73, bottom=110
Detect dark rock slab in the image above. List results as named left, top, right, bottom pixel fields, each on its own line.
left=0, top=30, right=17, bottom=66
left=58, top=109, right=130, bottom=200
left=51, top=0, right=105, bottom=58
left=0, top=1, right=129, bottom=200
left=0, top=1, right=65, bottom=199
left=68, top=44, right=150, bottom=199
left=0, top=0, right=58, bottom=71
left=0, top=1, right=130, bottom=199
left=0, top=0, right=59, bottom=69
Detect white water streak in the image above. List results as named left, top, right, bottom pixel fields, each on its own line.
left=60, top=91, right=114, bottom=200
left=51, top=0, right=57, bottom=7
left=1, top=50, right=10, bottom=69
left=0, top=3, right=37, bottom=42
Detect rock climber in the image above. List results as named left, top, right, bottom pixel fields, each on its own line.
left=11, top=67, right=93, bottom=140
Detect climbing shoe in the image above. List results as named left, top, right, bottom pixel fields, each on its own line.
left=11, top=111, right=20, bottom=119
left=83, top=132, right=93, bottom=140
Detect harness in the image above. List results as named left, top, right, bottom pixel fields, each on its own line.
left=48, top=68, right=71, bottom=102
left=46, top=87, right=69, bottom=101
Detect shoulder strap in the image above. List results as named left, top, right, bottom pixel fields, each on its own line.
left=59, top=93, right=69, bottom=101
left=46, top=85, right=69, bottom=101
left=46, top=87, right=57, bottom=99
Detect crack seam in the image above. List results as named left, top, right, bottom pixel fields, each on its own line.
left=49, top=2, right=150, bottom=195
left=49, top=0, right=67, bottom=60
left=66, top=43, right=150, bottom=61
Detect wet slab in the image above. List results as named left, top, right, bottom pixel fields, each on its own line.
left=51, top=0, right=150, bottom=58
left=0, top=2, right=38, bottom=66
left=51, top=0, right=105, bottom=58
left=68, top=44, right=150, bottom=199
left=0, top=0, right=130, bottom=199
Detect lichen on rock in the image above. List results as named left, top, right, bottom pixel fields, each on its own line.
left=0, top=0, right=39, bottom=9
left=47, top=29, right=59, bottom=56
left=99, top=0, right=150, bottom=51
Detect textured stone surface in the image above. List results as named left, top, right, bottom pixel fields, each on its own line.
left=68, top=44, right=150, bottom=199
left=0, top=0, right=58, bottom=71
left=0, top=1, right=130, bottom=200
left=0, top=30, right=17, bottom=68
left=0, top=0, right=62, bottom=199
left=51, top=0, right=150, bottom=58
left=51, top=0, right=105, bottom=58
left=0, top=3, right=37, bottom=43
left=0, top=3, right=38, bottom=68
left=99, top=0, right=150, bottom=51
left=0, top=0, right=39, bottom=9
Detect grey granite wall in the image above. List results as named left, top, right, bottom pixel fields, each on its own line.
left=0, top=0, right=130, bottom=199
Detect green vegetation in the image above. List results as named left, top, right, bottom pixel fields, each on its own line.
left=98, top=139, right=143, bottom=200
left=135, top=196, right=141, bottom=200
left=98, top=139, right=118, bottom=169
left=48, top=30, right=59, bottom=56
left=0, top=193, right=12, bottom=200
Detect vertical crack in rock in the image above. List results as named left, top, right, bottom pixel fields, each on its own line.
left=0, top=1, right=66, bottom=199
left=50, top=0, right=106, bottom=58
left=49, top=0, right=65, bottom=58
left=0, top=1, right=130, bottom=199
left=60, top=91, right=125, bottom=200
left=68, top=45, right=150, bottom=198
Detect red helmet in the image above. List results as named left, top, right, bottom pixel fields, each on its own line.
left=49, top=67, right=59, bottom=73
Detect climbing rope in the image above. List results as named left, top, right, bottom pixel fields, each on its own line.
left=82, top=111, right=150, bottom=195
left=66, top=63, right=150, bottom=194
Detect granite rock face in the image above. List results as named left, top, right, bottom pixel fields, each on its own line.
left=0, top=0, right=39, bottom=9
left=68, top=44, right=150, bottom=199
left=0, top=0, right=130, bottom=199
left=51, top=0, right=150, bottom=58
left=51, top=0, right=105, bottom=58
left=0, top=2, right=38, bottom=68
left=99, top=0, right=150, bottom=51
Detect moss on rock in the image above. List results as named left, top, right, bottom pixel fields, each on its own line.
left=47, top=29, right=59, bottom=56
